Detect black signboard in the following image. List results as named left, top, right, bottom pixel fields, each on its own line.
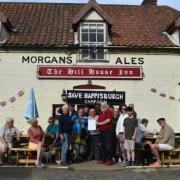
left=67, top=90, right=125, bottom=105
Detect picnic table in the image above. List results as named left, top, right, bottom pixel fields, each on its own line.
left=11, top=134, right=35, bottom=165
left=144, top=134, right=180, bottom=165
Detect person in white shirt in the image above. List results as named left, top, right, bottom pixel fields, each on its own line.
left=135, top=119, right=149, bottom=147
left=116, top=105, right=128, bottom=165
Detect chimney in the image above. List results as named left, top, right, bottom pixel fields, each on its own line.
left=141, top=0, right=157, bottom=5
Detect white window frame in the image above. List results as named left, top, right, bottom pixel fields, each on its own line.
left=79, top=22, right=107, bottom=61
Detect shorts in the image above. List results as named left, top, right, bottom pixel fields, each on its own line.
left=159, top=144, right=173, bottom=151
left=28, top=142, right=38, bottom=150
left=0, top=142, right=12, bottom=151
left=124, top=140, right=135, bottom=151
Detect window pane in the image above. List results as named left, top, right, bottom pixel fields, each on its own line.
left=97, top=24, right=104, bottom=33
left=81, top=24, right=88, bottom=33
left=82, top=49, right=89, bottom=60
left=89, top=48, right=96, bottom=59
left=90, top=33, right=96, bottom=42
left=81, top=33, right=88, bottom=42
left=97, top=49, right=104, bottom=59
left=97, top=33, right=104, bottom=42
left=89, top=24, right=96, bottom=33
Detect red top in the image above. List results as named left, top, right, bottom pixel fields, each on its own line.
left=28, top=126, right=44, bottom=143
left=98, top=109, right=113, bottom=132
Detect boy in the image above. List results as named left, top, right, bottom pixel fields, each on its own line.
left=123, top=106, right=138, bottom=166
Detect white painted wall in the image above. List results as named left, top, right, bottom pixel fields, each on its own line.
left=0, top=51, right=180, bottom=133
left=83, top=10, right=103, bottom=21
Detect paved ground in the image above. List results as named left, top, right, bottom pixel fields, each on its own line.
left=1, top=161, right=180, bottom=180
left=1, top=167, right=180, bottom=180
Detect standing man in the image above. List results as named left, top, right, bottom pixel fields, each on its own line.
left=58, top=104, right=74, bottom=165
left=97, top=102, right=113, bottom=165
left=149, top=118, right=175, bottom=167
left=123, top=107, right=138, bottom=166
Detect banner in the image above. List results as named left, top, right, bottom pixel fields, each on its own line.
left=67, top=90, right=125, bottom=105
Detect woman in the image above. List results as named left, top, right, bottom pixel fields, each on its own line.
left=87, top=108, right=100, bottom=161
left=72, top=108, right=88, bottom=161
left=97, top=102, right=113, bottom=165
left=58, top=104, right=74, bottom=165
left=45, top=117, right=59, bottom=145
left=28, top=118, right=44, bottom=166
left=116, top=104, right=128, bottom=165
left=112, top=107, right=120, bottom=162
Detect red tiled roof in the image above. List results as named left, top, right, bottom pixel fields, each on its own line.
left=0, top=2, right=179, bottom=48
left=73, top=0, right=113, bottom=29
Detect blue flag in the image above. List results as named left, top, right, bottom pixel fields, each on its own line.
left=24, top=88, right=39, bottom=120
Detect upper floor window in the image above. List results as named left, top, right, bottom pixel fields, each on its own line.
left=81, top=24, right=105, bottom=43
left=80, top=23, right=106, bottom=60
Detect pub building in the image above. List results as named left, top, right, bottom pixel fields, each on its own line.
left=0, top=0, right=180, bottom=132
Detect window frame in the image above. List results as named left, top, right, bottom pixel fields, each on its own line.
left=79, top=22, right=107, bottom=61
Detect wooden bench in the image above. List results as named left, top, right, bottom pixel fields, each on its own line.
left=160, top=147, right=180, bottom=165
left=11, top=148, right=36, bottom=166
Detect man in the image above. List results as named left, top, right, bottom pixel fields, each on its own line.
left=135, top=118, right=149, bottom=165
left=135, top=118, right=149, bottom=147
left=97, top=102, right=113, bottom=165
left=123, top=106, right=138, bottom=166
left=149, top=118, right=175, bottom=167
left=58, top=104, right=74, bottom=165
left=0, top=117, right=21, bottom=164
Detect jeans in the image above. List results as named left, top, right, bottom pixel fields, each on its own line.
left=60, top=133, right=71, bottom=162
left=99, top=129, right=113, bottom=161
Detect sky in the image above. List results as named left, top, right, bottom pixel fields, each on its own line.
left=0, top=0, right=180, bottom=11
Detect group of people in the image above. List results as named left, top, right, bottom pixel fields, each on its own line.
left=0, top=102, right=175, bottom=167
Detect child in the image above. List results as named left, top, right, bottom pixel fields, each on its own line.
left=123, top=106, right=138, bottom=166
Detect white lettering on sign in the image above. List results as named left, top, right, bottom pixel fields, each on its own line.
left=47, top=68, right=62, bottom=75
left=67, top=92, right=82, bottom=99
left=82, top=93, right=124, bottom=100
left=47, top=69, right=52, bottom=75
left=67, top=68, right=84, bottom=75
left=88, top=69, right=113, bottom=75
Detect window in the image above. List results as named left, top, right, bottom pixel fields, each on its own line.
left=80, top=23, right=106, bottom=60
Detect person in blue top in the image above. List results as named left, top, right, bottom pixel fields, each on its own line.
left=45, top=117, right=59, bottom=145
left=72, top=108, right=88, bottom=161
left=58, top=104, right=74, bottom=165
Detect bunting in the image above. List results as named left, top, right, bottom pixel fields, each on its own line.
left=150, top=88, right=179, bottom=102
left=0, top=89, right=25, bottom=107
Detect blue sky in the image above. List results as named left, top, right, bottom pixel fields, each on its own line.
left=0, top=0, right=180, bottom=10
